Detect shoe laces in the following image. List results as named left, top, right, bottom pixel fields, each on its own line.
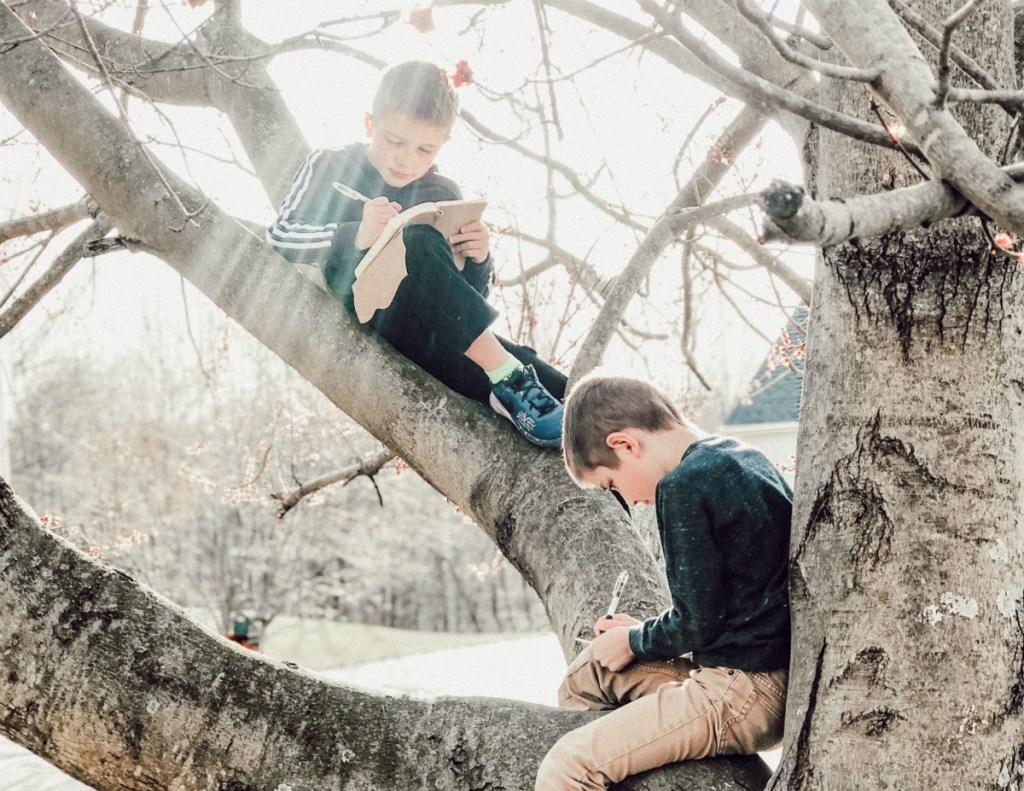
left=508, top=367, right=559, bottom=417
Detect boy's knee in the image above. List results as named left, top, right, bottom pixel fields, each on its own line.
left=557, top=649, right=609, bottom=711
left=402, top=223, right=449, bottom=256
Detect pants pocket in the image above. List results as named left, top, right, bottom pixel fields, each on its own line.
left=717, top=669, right=785, bottom=755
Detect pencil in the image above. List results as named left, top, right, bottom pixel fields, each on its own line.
left=332, top=181, right=371, bottom=203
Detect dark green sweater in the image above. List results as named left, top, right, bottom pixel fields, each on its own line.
left=627, top=435, right=792, bottom=672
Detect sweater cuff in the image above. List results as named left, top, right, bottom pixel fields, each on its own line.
left=627, top=626, right=646, bottom=660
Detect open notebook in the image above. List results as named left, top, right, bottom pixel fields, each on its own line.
left=351, top=198, right=487, bottom=323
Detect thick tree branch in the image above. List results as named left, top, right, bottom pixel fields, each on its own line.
left=758, top=178, right=965, bottom=247
left=0, top=477, right=771, bottom=791
left=804, top=0, right=1024, bottom=234
left=20, top=0, right=307, bottom=201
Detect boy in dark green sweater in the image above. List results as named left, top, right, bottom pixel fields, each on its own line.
left=536, top=374, right=792, bottom=790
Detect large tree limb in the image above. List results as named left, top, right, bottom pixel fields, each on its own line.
left=20, top=0, right=308, bottom=200
left=804, top=0, right=1024, bottom=233
left=0, top=477, right=771, bottom=791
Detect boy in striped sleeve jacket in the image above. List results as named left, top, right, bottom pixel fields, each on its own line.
left=267, top=61, right=565, bottom=448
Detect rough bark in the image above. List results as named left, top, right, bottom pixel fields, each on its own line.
left=0, top=5, right=766, bottom=790
left=770, top=1, right=1024, bottom=788
left=0, top=478, right=771, bottom=791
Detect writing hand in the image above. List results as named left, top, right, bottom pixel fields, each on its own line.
left=590, top=626, right=635, bottom=672
left=355, top=197, right=401, bottom=250
left=594, top=612, right=639, bottom=636
left=449, top=219, right=490, bottom=263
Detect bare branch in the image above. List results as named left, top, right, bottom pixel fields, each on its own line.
left=635, top=0, right=917, bottom=154
left=271, top=447, right=395, bottom=519
left=946, top=86, right=1024, bottom=107
left=570, top=192, right=762, bottom=385
left=733, top=0, right=878, bottom=82
left=754, top=170, right=1024, bottom=247
left=0, top=216, right=112, bottom=338
left=767, top=15, right=833, bottom=51
left=531, top=0, right=563, bottom=140
left=888, top=0, right=1005, bottom=92
left=0, top=198, right=94, bottom=244
left=708, top=216, right=813, bottom=304
left=936, top=0, right=986, bottom=106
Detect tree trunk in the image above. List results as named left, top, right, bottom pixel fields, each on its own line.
left=772, top=2, right=1024, bottom=787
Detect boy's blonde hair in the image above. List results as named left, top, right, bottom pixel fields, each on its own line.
left=373, top=61, right=458, bottom=128
left=563, top=375, right=684, bottom=482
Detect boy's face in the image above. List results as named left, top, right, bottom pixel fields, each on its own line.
left=364, top=111, right=450, bottom=189
left=578, top=432, right=662, bottom=508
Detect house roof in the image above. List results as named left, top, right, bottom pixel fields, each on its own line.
left=724, top=308, right=806, bottom=426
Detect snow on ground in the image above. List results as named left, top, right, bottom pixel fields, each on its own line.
left=0, top=633, right=779, bottom=788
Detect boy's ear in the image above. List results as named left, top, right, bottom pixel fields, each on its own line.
left=363, top=112, right=374, bottom=138
left=606, top=430, right=641, bottom=458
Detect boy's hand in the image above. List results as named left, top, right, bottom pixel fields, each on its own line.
left=449, top=219, right=490, bottom=263
left=590, top=626, right=636, bottom=672
left=594, top=612, right=640, bottom=635
left=355, top=197, right=402, bottom=250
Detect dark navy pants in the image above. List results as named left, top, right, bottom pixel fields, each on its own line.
left=324, top=224, right=566, bottom=405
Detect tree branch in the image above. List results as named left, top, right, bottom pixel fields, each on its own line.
left=733, top=0, right=878, bottom=82
left=805, top=0, right=1024, bottom=234
left=0, top=198, right=94, bottom=244
left=0, top=215, right=111, bottom=338
left=271, top=447, right=395, bottom=519
left=635, top=0, right=917, bottom=154
left=570, top=192, right=762, bottom=385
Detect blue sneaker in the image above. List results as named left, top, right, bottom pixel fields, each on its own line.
left=489, top=365, right=563, bottom=448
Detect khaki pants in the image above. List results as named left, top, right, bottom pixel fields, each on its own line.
left=535, top=646, right=787, bottom=791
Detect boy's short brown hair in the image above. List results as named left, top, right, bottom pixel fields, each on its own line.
left=372, top=61, right=458, bottom=128
left=563, top=375, right=684, bottom=481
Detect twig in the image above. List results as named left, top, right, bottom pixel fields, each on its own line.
left=0, top=216, right=111, bottom=338
left=179, top=274, right=212, bottom=384
left=935, top=0, right=985, bottom=107
left=271, top=447, right=395, bottom=519
left=869, top=99, right=931, bottom=180
left=531, top=0, right=563, bottom=140
left=734, top=0, right=877, bottom=82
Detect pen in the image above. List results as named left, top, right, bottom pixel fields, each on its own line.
left=605, top=571, right=629, bottom=619
left=332, top=181, right=371, bottom=203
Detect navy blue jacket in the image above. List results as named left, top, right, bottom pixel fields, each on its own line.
left=628, top=436, right=792, bottom=672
